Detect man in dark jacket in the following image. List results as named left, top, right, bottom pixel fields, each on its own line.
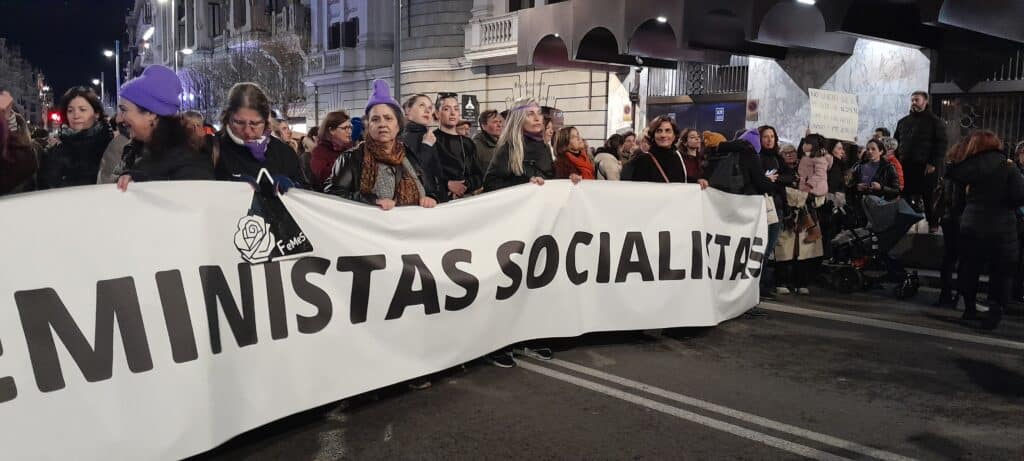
left=473, top=109, right=502, bottom=171
left=434, top=93, right=484, bottom=199
left=894, top=91, right=948, bottom=231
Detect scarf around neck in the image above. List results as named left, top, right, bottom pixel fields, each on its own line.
left=359, top=137, right=420, bottom=206
left=228, top=127, right=271, bottom=162
left=564, top=150, right=595, bottom=179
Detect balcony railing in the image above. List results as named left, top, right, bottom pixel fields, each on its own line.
left=306, top=49, right=342, bottom=76
left=649, top=57, right=750, bottom=97
left=465, top=11, right=518, bottom=60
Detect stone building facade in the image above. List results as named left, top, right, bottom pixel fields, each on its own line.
left=303, top=0, right=611, bottom=143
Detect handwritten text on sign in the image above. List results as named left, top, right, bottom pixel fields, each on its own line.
left=809, top=88, right=859, bottom=142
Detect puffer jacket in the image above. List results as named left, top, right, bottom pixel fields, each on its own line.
left=894, top=109, right=947, bottom=167
left=798, top=154, right=833, bottom=196
left=946, top=149, right=1024, bottom=238
left=37, top=121, right=113, bottom=189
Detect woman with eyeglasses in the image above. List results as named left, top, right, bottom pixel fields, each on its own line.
left=214, top=82, right=306, bottom=191
left=309, top=110, right=353, bottom=189
left=37, top=86, right=113, bottom=190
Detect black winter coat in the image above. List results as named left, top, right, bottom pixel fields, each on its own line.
left=483, top=136, right=554, bottom=192
left=847, top=158, right=901, bottom=200
left=434, top=129, right=484, bottom=193
left=123, top=141, right=214, bottom=182
left=215, top=131, right=307, bottom=187
left=758, top=147, right=796, bottom=213
left=702, top=140, right=776, bottom=196
left=624, top=145, right=687, bottom=183
left=403, top=123, right=445, bottom=202
left=325, top=142, right=438, bottom=204
left=894, top=109, right=948, bottom=167
left=946, top=149, right=1024, bottom=238
left=37, top=122, right=113, bottom=189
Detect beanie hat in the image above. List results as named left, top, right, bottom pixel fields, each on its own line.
left=351, top=117, right=364, bottom=142
left=119, top=65, right=182, bottom=116
left=364, top=79, right=404, bottom=128
left=739, top=129, right=762, bottom=154
left=702, top=131, right=727, bottom=149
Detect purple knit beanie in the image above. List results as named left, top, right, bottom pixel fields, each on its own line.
left=364, top=79, right=404, bottom=127
left=119, top=65, right=182, bottom=116
left=739, top=129, right=762, bottom=154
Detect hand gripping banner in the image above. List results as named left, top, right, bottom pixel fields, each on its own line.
left=0, top=180, right=766, bottom=460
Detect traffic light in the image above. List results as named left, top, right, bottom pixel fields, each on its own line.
left=48, top=110, right=62, bottom=125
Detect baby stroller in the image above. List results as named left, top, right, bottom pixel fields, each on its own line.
left=824, top=195, right=923, bottom=299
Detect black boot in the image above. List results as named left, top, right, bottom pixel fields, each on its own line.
left=981, top=305, right=1003, bottom=330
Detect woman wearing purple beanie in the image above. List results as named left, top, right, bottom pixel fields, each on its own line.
left=115, top=65, right=214, bottom=191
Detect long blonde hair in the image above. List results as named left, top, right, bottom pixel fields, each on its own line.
left=497, top=97, right=539, bottom=176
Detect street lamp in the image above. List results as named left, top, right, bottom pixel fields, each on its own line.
left=142, top=26, right=155, bottom=41
left=91, top=79, right=100, bottom=85
left=92, top=72, right=105, bottom=105
left=180, top=48, right=194, bottom=55
left=103, top=42, right=121, bottom=103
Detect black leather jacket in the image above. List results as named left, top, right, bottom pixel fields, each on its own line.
left=325, top=142, right=439, bottom=204
left=847, top=158, right=901, bottom=200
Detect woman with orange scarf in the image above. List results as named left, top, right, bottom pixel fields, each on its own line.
left=553, top=125, right=593, bottom=182
left=326, top=80, right=439, bottom=210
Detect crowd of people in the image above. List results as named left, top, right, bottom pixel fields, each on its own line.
left=3, top=67, right=1024, bottom=345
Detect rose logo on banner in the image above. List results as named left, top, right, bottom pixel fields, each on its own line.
left=234, top=215, right=277, bottom=263
left=234, top=168, right=314, bottom=264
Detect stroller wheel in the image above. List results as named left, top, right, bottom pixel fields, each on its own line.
left=832, top=267, right=862, bottom=293
left=894, top=272, right=920, bottom=300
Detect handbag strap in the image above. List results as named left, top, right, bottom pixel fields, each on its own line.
left=646, top=153, right=670, bottom=183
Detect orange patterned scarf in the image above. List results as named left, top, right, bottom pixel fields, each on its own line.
left=359, top=138, right=421, bottom=206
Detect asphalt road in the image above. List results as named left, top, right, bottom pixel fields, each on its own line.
left=191, top=287, right=1024, bottom=460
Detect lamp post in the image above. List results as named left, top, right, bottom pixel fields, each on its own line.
left=103, top=41, right=121, bottom=103
left=92, top=71, right=105, bottom=106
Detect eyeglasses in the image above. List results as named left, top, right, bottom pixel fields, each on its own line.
left=335, top=125, right=353, bottom=131
left=230, top=118, right=266, bottom=129
left=437, top=92, right=458, bottom=99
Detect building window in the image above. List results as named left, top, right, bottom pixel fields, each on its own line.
left=508, top=0, right=535, bottom=12
left=341, top=17, right=359, bottom=48
left=209, top=2, right=223, bottom=37
left=328, top=22, right=341, bottom=49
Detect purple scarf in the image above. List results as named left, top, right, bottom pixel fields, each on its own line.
left=245, top=134, right=271, bottom=162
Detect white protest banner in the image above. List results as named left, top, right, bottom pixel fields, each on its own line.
left=0, top=180, right=766, bottom=460
left=809, top=88, right=859, bottom=141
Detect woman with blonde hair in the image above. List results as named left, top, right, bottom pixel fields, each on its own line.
left=483, top=98, right=553, bottom=192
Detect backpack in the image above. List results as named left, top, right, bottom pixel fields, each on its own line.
left=706, top=150, right=745, bottom=194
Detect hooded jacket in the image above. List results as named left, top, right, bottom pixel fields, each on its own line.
left=37, top=121, right=113, bottom=189
left=472, top=131, right=499, bottom=172
left=946, top=149, right=1024, bottom=237
left=894, top=109, right=948, bottom=167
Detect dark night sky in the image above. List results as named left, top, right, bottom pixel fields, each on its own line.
left=1, top=0, right=136, bottom=99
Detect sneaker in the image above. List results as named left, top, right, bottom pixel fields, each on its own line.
left=488, top=351, right=517, bottom=368
left=776, top=286, right=792, bottom=295
left=407, top=379, right=432, bottom=390
left=796, top=287, right=810, bottom=295
left=516, top=347, right=554, bottom=360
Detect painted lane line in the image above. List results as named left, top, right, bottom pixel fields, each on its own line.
left=518, top=361, right=854, bottom=461
left=760, top=302, right=1024, bottom=351
left=543, top=358, right=916, bottom=461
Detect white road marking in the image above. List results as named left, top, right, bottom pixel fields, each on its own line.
left=760, top=302, right=1024, bottom=351
left=536, top=358, right=917, bottom=461
left=519, top=361, right=855, bottom=461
